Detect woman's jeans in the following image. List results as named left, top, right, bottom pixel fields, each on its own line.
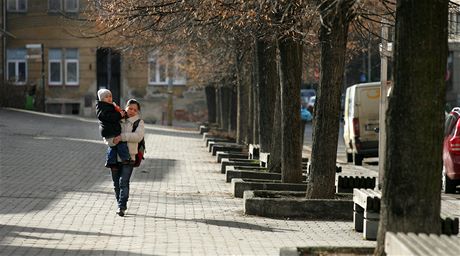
left=111, top=164, right=134, bottom=210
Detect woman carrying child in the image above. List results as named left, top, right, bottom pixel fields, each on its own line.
left=109, top=98, right=145, bottom=217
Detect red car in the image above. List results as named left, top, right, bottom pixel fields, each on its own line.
left=443, top=107, right=460, bottom=193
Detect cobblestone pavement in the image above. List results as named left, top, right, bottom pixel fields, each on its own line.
left=0, top=108, right=457, bottom=256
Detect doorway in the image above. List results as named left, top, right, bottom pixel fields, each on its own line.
left=96, top=48, right=121, bottom=104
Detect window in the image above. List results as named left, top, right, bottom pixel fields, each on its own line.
left=49, top=49, right=62, bottom=84
left=148, top=52, right=187, bottom=85
left=49, top=48, right=79, bottom=86
left=449, top=12, right=460, bottom=35
left=48, top=0, right=78, bottom=12
left=6, top=49, right=27, bottom=84
left=65, top=48, right=79, bottom=85
left=64, top=0, right=78, bottom=12
left=148, top=52, right=168, bottom=85
left=48, top=0, right=61, bottom=11
left=7, top=0, right=26, bottom=12
left=173, top=56, right=186, bottom=84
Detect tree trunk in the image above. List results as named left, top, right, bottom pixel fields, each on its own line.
left=215, top=86, right=222, bottom=128
left=375, top=1, right=447, bottom=255
left=307, top=0, right=353, bottom=199
left=252, top=43, right=260, bottom=145
left=221, top=86, right=232, bottom=132
left=247, top=67, right=254, bottom=145
left=230, top=86, right=237, bottom=131
left=205, top=85, right=216, bottom=124
left=279, top=38, right=303, bottom=183
left=257, top=39, right=278, bottom=153
left=269, top=68, right=282, bottom=174
left=237, top=83, right=249, bottom=144
left=236, top=51, right=250, bottom=144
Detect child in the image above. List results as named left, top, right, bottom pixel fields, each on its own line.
left=96, top=89, right=131, bottom=168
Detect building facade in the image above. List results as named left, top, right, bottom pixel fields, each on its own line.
left=1, top=0, right=189, bottom=119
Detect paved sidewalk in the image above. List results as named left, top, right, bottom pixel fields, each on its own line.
left=0, top=108, right=457, bottom=256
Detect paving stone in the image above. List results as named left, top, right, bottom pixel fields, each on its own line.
left=3, top=108, right=457, bottom=256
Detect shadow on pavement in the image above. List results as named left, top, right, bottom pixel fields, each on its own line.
left=128, top=215, right=295, bottom=232
left=0, top=224, right=126, bottom=238
left=191, top=218, right=295, bottom=232
left=0, top=109, right=181, bottom=216
left=145, top=126, right=201, bottom=140
left=0, top=246, right=154, bottom=256
left=134, top=158, right=178, bottom=181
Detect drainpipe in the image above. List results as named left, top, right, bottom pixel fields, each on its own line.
left=2, top=0, right=6, bottom=82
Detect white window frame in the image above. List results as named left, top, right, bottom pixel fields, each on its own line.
left=148, top=53, right=168, bottom=85
left=7, top=0, right=27, bottom=12
left=64, top=0, right=78, bottom=12
left=148, top=51, right=187, bottom=85
left=173, top=56, right=186, bottom=85
left=49, top=49, right=63, bottom=85
left=65, top=59, right=79, bottom=85
left=7, top=60, right=27, bottom=85
left=48, top=48, right=79, bottom=86
left=449, top=12, right=460, bottom=35
left=49, top=60, right=62, bottom=85
left=48, top=0, right=78, bottom=13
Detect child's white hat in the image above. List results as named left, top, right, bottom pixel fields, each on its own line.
left=97, top=89, right=111, bottom=101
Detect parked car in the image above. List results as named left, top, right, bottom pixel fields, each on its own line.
left=443, top=107, right=460, bottom=193
left=301, top=89, right=316, bottom=108
left=343, top=82, right=380, bottom=165
left=307, top=96, right=316, bottom=114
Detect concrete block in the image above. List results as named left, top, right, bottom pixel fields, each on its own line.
left=225, top=169, right=281, bottom=183
left=199, top=125, right=209, bottom=134
left=385, top=232, right=460, bottom=256
left=353, top=204, right=364, bottom=232
left=249, top=144, right=260, bottom=159
left=216, top=152, right=248, bottom=163
left=211, top=144, right=245, bottom=156
left=243, top=190, right=353, bottom=219
left=280, top=246, right=375, bottom=256
left=363, top=219, right=379, bottom=240
left=205, top=137, right=235, bottom=147
left=220, top=159, right=260, bottom=174
left=232, top=179, right=307, bottom=198
left=260, top=152, right=270, bottom=167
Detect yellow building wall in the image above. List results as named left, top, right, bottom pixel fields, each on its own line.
left=4, top=0, right=197, bottom=120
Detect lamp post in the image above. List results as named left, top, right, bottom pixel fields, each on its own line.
left=26, top=43, right=45, bottom=112
left=378, top=21, right=393, bottom=189
left=167, top=55, right=174, bottom=126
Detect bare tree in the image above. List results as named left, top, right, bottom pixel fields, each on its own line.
left=307, top=0, right=357, bottom=198
left=374, top=0, right=448, bottom=254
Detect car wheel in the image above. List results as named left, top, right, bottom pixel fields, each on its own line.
left=353, top=153, right=363, bottom=166
left=346, top=152, right=353, bottom=163
left=444, top=174, right=457, bottom=194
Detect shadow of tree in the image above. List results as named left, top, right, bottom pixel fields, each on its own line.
left=129, top=215, right=296, bottom=232
left=134, top=158, right=178, bottom=181
left=0, top=224, right=127, bottom=238
left=0, top=245, right=156, bottom=256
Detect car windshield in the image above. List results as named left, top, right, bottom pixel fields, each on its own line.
left=301, top=89, right=315, bottom=98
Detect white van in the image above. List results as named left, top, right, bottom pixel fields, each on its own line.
left=343, top=82, right=380, bottom=165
